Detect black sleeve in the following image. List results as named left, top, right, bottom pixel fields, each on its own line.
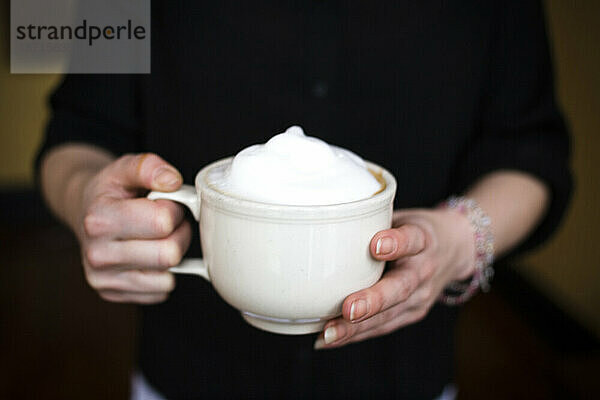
left=452, top=0, right=573, bottom=253
left=35, top=74, right=142, bottom=175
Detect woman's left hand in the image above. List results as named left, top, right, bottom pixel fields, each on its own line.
left=314, top=207, right=476, bottom=349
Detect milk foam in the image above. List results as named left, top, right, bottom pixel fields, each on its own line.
left=208, top=126, right=382, bottom=205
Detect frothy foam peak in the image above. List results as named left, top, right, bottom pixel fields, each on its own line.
left=209, top=126, right=382, bottom=205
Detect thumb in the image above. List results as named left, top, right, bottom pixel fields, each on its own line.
left=113, top=153, right=183, bottom=192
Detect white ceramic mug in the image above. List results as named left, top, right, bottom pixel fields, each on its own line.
left=148, top=157, right=396, bottom=334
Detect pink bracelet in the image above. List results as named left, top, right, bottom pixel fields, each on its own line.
left=438, top=196, right=495, bottom=306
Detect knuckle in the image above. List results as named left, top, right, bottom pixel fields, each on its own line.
left=342, top=325, right=355, bottom=342
left=126, top=271, right=146, bottom=290
left=158, top=240, right=182, bottom=268
left=84, top=246, right=107, bottom=269
left=84, top=270, right=119, bottom=292
left=152, top=207, right=175, bottom=237
left=165, top=273, right=176, bottom=292
left=84, top=271, right=102, bottom=290
left=395, top=273, right=415, bottom=301
left=114, top=153, right=136, bottom=172
left=368, top=287, right=386, bottom=314
left=419, top=285, right=433, bottom=303
left=83, top=212, right=106, bottom=237
left=419, top=260, right=435, bottom=281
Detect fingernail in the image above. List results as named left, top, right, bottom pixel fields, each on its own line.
left=313, top=337, right=325, bottom=350
left=376, top=236, right=396, bottom=255
left=324, top=326, right=338, bottom=344
left=350, top=299, right=368, bottom=322
left=154, top=167, right=181, bottom=188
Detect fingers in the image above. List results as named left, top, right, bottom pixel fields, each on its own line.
left=370, top=224, right=426, bottom=261
left=84, top=197, right=185, bottom=240
left=321, top=222, right=427, bottom=346
left=315, top=306, right=428, bottom=349
left=315, top=262, right=441, bottom=349
left=98, top=289, right=171, bottom=305
left=88, top=269, right=176, bottom=294
left=316, top=282, right=437, bottom=349
left=83, top=209, right=190, bottom=305
left=84, top=220, right=192, bottom=270
left=85, top=252, right=180, bottom=305
left=341, top=264, right=421, bottom=323
left=78, top=153, right=187, bottom=306
left=109, top=153, right=183, bottom=192
left=315, top=306, right=398, bottom=349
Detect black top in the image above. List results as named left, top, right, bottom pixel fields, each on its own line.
left=38, top=1, right=572, bottom=398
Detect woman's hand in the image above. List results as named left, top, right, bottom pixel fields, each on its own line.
left=314, top=208, right=476, bottom=349
left=73, top=153, right=192, bottom=304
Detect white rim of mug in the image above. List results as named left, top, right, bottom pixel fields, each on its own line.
left=194, top=157, right=397, bottom=219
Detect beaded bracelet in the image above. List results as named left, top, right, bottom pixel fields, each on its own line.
left=438, top=196, right=495, bottom=306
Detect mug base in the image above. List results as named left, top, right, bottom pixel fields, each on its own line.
left=241, top=311, right=327, bottom=335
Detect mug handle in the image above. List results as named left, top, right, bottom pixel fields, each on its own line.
left=147, top=185, right=209, bottom=281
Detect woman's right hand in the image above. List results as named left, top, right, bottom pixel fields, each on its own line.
left=75, top=153, right=192, bottom=304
